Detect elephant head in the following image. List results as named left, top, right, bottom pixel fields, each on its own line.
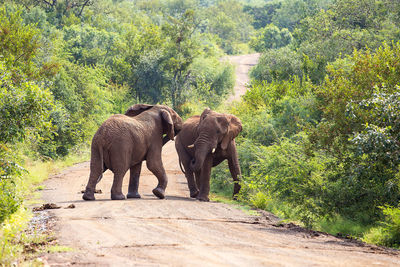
left=190, top=108, right=242, bottom=172
left=125, top=104, right=183, bottom=141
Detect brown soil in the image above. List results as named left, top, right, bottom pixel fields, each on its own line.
left=38, top=54, right=400, bottom=266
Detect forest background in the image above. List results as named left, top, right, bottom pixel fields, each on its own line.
left=1, top=0, right=400, bottom=262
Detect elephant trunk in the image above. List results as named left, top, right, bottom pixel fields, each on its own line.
left=190, top=133, right=215, bottom=172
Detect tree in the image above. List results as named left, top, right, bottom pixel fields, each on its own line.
left=272, top=0, right=325, bottom=31
left=18, top=0, right=93, bottom=17
left=250, top=23, right=292, bottom=52
left=111, top=22, right=164, bottom=102
left=244, top=1, right=282, bottom=29
left=251, top=46, right=302, bottom=82
left=0, top=7, right=58, bottom=81
left=162, top=9, right=200, bottom=110
left=204, top=0, right=254, bottom=54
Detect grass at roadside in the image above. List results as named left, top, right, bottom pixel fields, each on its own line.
left=209, top=193, right=259, bottom=217
left=0, top=149, right=89, bottom=265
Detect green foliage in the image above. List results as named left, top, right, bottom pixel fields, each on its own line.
left=349, top=92, right=400, bottom=168
left=0, top=8, right=55, bottom=224
left=248, top=137, right=330, bottom=227
left=363, top=205, right=400, bottom=248
left=162, top=9, right=201, bottom=110
left=191, top=57, right=235, bottom=108
left=316, top=216, right=371, bottom=238
left=250, top=0, right=400, bottom=85
left=294, top=0, right=399, bottom=84
left=204, top=0, right=255, bottom=54
left=251, top=47, right=302, bottom=82
left=271, top=0, right=325, bottom=31
left=210, top=161, right=235, bottom=197
left=311, top=43, right=400, bottom=151
left=307, top=44, right=400, bottom=223
left=218, top=40, right=400, bottom=242
left=249, top=191, right=270, bottom=210
left=0, top=178, right=20, bottom=224
left=0, top=208, right=30, bottom=265
left=0, top=7, right=40, bottom=79
left=112, top=22, right=165, bottom=103
left=233, top=77, right=318, bottom=145
left=62, top=23, right=117, bottom=65
left=0, top=146, right=22, bottom=224
left=244, top=1, right=282, bottom=29
left=0, top=64, right=54, bottom=144
left=250, top=23, right=292, bottom=52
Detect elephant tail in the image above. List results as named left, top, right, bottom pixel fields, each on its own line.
left=178, top=157, right=186, bottom=175
left=94, top=144, right=106, bottom=184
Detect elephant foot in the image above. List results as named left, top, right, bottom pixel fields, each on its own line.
left=190, top=190, right=199, bottom=198
left=196, top=195, right=209, bottom=202
left=127, top=192, right=141, bottom=199
left=111, top=193, right=126, bottom=200
left=82, top=188, right=95, bottom=201
left=152, top=187, right=165, bottom=199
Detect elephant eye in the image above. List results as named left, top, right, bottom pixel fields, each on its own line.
left=216, top=129, right=220, bottom=134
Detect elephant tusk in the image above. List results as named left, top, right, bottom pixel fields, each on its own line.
left=212, top=148, right=216, bottom=153
left=188, top=144, right=194, bottom=148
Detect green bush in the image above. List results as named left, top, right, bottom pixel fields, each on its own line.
left=249, top=191, right=270, bottom=210
left=238, top=136, right=329, bottom=227
left=250, top=23, right=292, bottom=52
left=251, top=47, right=303, bottom=82
left=210, top=161, right=234, bottom=197
left=0, top=146, right=22, bottom=224
left=363, top=205, right=400, bottom=248
left=191, top=56, right=235, bottom=109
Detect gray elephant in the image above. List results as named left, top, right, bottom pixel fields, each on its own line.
left=175, top=108, right=242, bottom=201
left=83, top=104, right=183, bottom=201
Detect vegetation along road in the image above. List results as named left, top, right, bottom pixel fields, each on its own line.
left=39, top=55, right=400, bottom=266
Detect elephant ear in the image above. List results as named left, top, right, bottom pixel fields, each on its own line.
left=125, top=104, right=154, bottom=117
left=160, top=109, right=175, bottom=140
left=220, top=115, right=242, bottom=150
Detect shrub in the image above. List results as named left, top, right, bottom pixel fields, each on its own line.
left=250, top=47, right=303, bottom=82
left=363, top=205, right=400, bottom=248
left=250, top=24, right=292, bottom=52
left=236, top=135, right=329, bottom=227
left=0, top=146, right=23, bottom=224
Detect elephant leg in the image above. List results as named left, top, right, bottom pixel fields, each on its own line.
left=186, top=171, right=199, bottom=198
left=228, top=150, right=241, bottom=200
left=146, top=153, right=168, bottom=199
left=127, top=163, right=142, bottom=199
left=197, top=154, right=213, bottom=202
left=83, top=158, right=104, bottom=201
left=111, top=171, right=126, bottom=200
left=176, top=142, right=198, bottom=198
left=182, top=158, right=198, bottom=198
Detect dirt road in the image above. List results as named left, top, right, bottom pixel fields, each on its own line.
left=226, top=53, right=260, bottom=102
left=40, top=54, right=400, bottom=266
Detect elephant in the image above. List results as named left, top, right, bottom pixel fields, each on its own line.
left=175, top=108, right=242, bottom=201
left=82, top=104, right=183, bottom=201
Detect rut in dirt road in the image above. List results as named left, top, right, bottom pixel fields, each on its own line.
left=38, top=54, right=400, bottom=266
